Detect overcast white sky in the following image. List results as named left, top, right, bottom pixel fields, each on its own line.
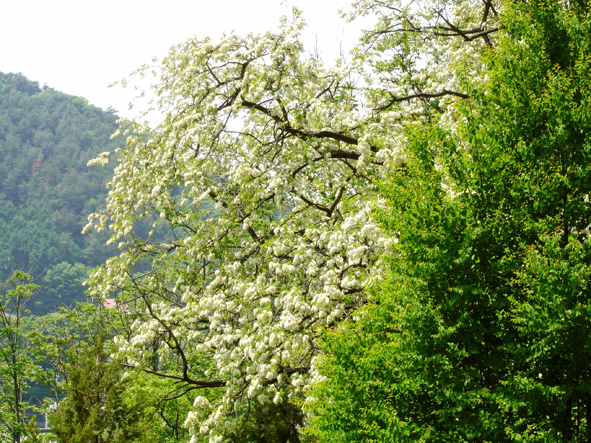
left=1, top=0, right=372, bottom=121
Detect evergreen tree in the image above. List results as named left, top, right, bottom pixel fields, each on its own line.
left=48, top=333, right=150, bottom=443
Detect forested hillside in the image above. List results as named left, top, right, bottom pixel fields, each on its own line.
left=0, top=72, right=122, bottom=314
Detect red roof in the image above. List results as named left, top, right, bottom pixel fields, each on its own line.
left=102, top=298, right=117, bottom=309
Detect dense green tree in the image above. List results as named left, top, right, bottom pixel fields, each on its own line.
left=34, top=304, right=195, bottom=442
left=30, top=303, right=118, bottom=406
left=41, top=263, right=91, bottom=312
left=307, top=1, right=591, bottom=441
left=25, top=415, right=46, bottom=443
left=48, top=332, right=151, bottom=443
left=122, top=371, right=194, bottom=442
left=223, top=401, right=308, bottom=443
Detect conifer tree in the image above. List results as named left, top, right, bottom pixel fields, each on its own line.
left=48, top=333, right=149, bottom=443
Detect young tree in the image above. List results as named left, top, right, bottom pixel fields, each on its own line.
left=35, top=303, right=195, bottom=442
left=84, top=0, right=500, bottom=439
left=48, top=332, right=150, bottom=443
left=307, top=1, right=591, bottom=441
left=31, top=302, right=116, bottom=406
left=0, top=271, right=42, bottom=443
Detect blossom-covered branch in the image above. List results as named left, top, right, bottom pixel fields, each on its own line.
left=85, top=1, right=500, bottom=441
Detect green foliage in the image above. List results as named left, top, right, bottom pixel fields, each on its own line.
left=223, top=401, right=309, bottom=443
left=21, top=302, right=196, bottom=442
left=48, top=332, right=150, bottom=443
left=0, top=271, right=43, bottom=443
left=308, top=1, right=591, bottom=442
left=0, top=71, right=122, bottom=314
left=42, top=263, right=92, bottom=311
left=122, top=371, right=194, bottom=443
left=30, top=302, right=118, bottom=405
left=25, top=415, right=50, bottom=443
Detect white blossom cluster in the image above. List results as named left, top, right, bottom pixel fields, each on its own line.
left=84, top=1, right=499, bottom=440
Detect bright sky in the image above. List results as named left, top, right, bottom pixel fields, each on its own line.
left=1, top=0, right=372, bottom=121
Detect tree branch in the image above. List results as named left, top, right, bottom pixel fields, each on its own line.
left=240, top=100, right=377, bottom=153
left=122, top=364, right=226, bottom=388
left=375, top=89, right=470, bottom=112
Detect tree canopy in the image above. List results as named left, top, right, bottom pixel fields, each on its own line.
left=307, top=1, right=591, bottom=441
left=48, top=332, right=150, bottom=443
left=84, top=0, right=503, bottom=440
left=2, top=0, right=590, bottom=441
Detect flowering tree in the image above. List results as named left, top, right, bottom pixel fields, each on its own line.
left=308, top=1, right=591, bottom=441
left=84, top=1, right=500, bottom=440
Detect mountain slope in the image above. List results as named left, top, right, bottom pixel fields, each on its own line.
left=0, top=72, right=123, bottom=314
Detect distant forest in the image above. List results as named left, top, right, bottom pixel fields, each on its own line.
left=0, top=72, right=123, bottom=314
